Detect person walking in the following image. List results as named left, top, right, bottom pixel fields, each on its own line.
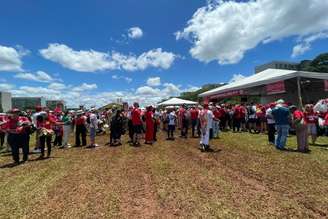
left=272, top=100, right=290, bottom=150
left=5, top=109, right=31, bottom=164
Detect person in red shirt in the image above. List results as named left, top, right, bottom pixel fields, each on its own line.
left=0, top=114, right=7, bottom=148
left=304, top=104, right=318, bottom=145
left=291, top=106, right=309, bottom=152
left=212, top=106, right=220, bottom=138
left=232, top=105, right=242, bottom=132
left=145, top=106, right=154, bottom=144
left=74, top=110, right=87, bottom=147
left=190, top=106, right=199, bottom=137
left=5, top=109, right=32, bottom=164
left=131, top=102, right=142, bottom=146
left=37, top=111, right=58, bottom=159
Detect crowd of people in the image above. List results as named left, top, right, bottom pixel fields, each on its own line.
left=0, top=99, right=326, bottom=165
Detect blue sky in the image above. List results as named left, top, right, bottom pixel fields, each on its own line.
left=0, top=0, right=328, bottom=107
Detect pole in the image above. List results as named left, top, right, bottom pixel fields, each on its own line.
left=297, top=77, right=303, bottom=109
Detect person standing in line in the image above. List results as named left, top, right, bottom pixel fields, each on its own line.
left=190, top=106, right=199, bottom=138
left=87, top=108, right=98, bottom=148
left=152, top=107, right=160, bottom=142
left=272, top=99, right=290, bottom=150
left=166, top=107, right=176, bottom=140
left=212, top=106, right=220, bottom=138
left=199, top=104, right=214, bottom=152
left=304, top=104, right=318, bottom=145
left=240, top=103, right=247, bottom=131
left=247, top=103, right=257, bottom=133
left=290, top=105, right=309, bottom=153
left=232, top=105, right=242, bottom=132
left=110, top=109, right=124, bottom=146
left=61, top=111, right=72, bottom=148
left=266, top=103, right=276, bottom=145
left=145, top=106, right=154, bottom=145
left=131, top=102, right=142, bottom=146
left=74, top=110, right=87, bottom=147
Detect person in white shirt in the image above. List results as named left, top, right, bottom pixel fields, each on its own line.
left=88, top=108, right=98, bottom=148
left=166, top=108, right=176, bottom=140
left=199, top=104, right=214, bottom=151
left=266, top=103, right=276, bottom=145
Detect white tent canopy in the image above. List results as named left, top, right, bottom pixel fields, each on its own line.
left=157, top=97, right=198, bottom=106
left=199, top=69, right=328, bottom=98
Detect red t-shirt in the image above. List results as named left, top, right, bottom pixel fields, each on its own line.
left=213, top=110, right=221, bottom=119
left=132, top=108, right=142, bottom=125
left=304, top=111, right=318, bottom=124
left=6, top=116, right=29, bottom=134
left=75, top=116, right=86, bottom=125
left=190, top=109, right=199, bottom=120
left=293, top=110, right=304, bottom=120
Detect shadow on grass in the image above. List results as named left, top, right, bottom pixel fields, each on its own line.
left=310, top=143, right=328, bottom=148
left=0, top=162, right=20, bottom=169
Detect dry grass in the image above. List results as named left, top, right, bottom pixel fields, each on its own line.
left=0, top=131, right=327, bottom=218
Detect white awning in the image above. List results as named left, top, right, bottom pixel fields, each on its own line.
left=199, top=69, right=328, bottom=97
left=157, top=97, right=198, bottom=106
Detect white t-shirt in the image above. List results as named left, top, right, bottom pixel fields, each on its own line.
left=89, top=113, right=98, bottom=129
left=168, top=112, right=176, bottom=126
left=266, top=108, right=275, bottom=124
left=207, top=110, right=214, bottom=129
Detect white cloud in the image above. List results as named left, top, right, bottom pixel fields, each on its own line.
left=40, top=43, right=177, bottom=72
left=177, top=0, right=328, bottom=64
left=162, top=83, right=182, bottom=97
left=14, top=71, right=57, bottom=83
left=48, top=82, right=66, bottom=90
left=0, top=45, right=28, bottom=72
left=72, top=83, right=98, bottom=92
left=128, top=27, right=143, bottom=39
left=292, top=32, right=328, bottom=57
left=136, top=86, right=161, bottom=96
left=147, top=77, right=161, bottom=86
left=112, top=74, right=133, bottom=83
left=229, top=74, right=246, bottom=83
left=0, top=83, right=14, bottom=91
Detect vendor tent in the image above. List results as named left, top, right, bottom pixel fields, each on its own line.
left=199, top=69, right=328, bottom=97
left=199, top=69, right=328, bottom=107
left=157, top=97, right=198, bottom=106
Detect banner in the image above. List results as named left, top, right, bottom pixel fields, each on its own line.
left=210, top=90, right=245, bottom=99
left=266, top=81, right=285, bottom=95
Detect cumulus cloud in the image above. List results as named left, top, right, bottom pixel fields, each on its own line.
left=136, top=86, right=161, bottom=96
left=48, top=82, right=67, bottom=90
left=72, top=83, right=98, bottom=92
left=0, top=45, right=28, bottom=72
left=292, top=32, right=328, bottom=57
left=177, top=0, right=328, bottom=64
left=229, top=74, right=246, bottom=83
left=128, top=27, right=143, bottom=39
left=14, top=71, right=58, bottom=83
left=0, top=83, right=14, bottom=91
left=147, top=77, right=161, bottom=86
left=40, top=43, right=177, bottom=72
left=112, top=75, right=133, bottom=83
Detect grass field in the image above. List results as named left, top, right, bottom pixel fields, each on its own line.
left=0, top=131, right=328, bottom=218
